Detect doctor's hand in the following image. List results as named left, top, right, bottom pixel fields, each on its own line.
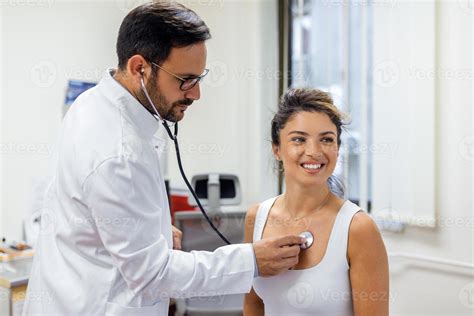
left=172, top=225, right=182, bottom=250
left=252, top=235, right=305, bottom=277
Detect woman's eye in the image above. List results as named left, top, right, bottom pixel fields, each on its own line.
left=291, top=137, right=306, bottom=143
left=322, top=137, right=334, bottom=143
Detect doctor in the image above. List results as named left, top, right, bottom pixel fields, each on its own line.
left=23, top=2, right=304, bottom=315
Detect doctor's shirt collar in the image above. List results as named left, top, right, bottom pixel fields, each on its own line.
left=99, top=68, right=161, bottom=140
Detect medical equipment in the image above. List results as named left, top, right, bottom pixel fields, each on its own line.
left=189, top=174, right=242, bottom=213
left=298, top=231, right=314, bottom=249
left=140, top=70, right=309, bottom=249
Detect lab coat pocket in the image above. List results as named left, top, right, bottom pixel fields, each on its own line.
left=105, top=301, right=164, bottom=316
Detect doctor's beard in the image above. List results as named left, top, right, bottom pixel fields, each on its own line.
left=138, top=73, right=193, bottom=123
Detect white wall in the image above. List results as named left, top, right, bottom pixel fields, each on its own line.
left=380, top=1, right=473, bottom=315
left=372, top=0, right=437, bottom=225
left=0, top=0, right=128, bottom=240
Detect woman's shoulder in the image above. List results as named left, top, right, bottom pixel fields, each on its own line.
left=245, top=203, right=261, bottom=222
left=244, top=196, right=280, bottom=241
left=244, top=203, right=260, bottom=243
left=350, top=211, right=378, bottom=234
left=246, top=196, right=280, bottom=219
left=347, top=208, right=385, bottom=262
left=345, top=200, right=378, bottom=238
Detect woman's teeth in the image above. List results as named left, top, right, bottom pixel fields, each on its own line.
left=302, top=164, right=322, bottom=170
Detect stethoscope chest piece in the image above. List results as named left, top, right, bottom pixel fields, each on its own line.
left=299, top=231, right=314, bottom=250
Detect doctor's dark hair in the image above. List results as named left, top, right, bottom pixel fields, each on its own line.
left=271, top=88, right=348, bottom=197
left=116, top=2, right=211, bottom=70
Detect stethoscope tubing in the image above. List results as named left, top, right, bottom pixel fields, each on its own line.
left=140, top=76, right=232, bottom=245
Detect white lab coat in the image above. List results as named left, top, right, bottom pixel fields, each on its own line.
left=23, top=69, right=255, bottom=316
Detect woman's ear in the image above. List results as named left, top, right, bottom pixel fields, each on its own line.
left=272, top=143, right=281, bottom=161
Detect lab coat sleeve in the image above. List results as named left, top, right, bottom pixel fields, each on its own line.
left=82, top=154, right=255, bottom=299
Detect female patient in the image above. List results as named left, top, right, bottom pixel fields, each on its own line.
left=244, top=88, right=389, bottom=316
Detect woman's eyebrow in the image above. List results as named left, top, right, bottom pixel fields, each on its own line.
left=320, top=131, right=336, bottom=136
left=287, top=131, right=336, bottom=136
left=288, top=131, right=309, bottom=136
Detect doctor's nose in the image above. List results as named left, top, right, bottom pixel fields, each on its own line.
left=185, top=83, right=201, bottom=101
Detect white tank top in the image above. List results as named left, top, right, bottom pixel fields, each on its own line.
left=252, top=196, right=361, bottom=316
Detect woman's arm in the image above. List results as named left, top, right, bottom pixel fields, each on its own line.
left=348, top=212, right=389, bottom=316
left=243, top=203, right=265, bottom=316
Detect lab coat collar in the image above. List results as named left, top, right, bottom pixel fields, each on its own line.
left=98, top=68, right=160, bottom=140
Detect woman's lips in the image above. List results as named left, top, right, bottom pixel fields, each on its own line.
left=300, top=163, right=325, bottom=174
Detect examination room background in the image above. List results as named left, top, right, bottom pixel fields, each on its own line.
left=0, top=0, right=472, bottom=315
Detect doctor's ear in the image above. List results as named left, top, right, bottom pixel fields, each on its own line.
left=126, top=54, right=148, bottom=79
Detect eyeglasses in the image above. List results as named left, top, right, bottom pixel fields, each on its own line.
left=150, top=61, right=209, bottom=91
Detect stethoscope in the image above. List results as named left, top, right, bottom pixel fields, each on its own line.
left=140, top=70, right=314, bottom=250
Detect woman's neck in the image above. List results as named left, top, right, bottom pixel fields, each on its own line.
left=282, top=181, right=332, bottom=219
